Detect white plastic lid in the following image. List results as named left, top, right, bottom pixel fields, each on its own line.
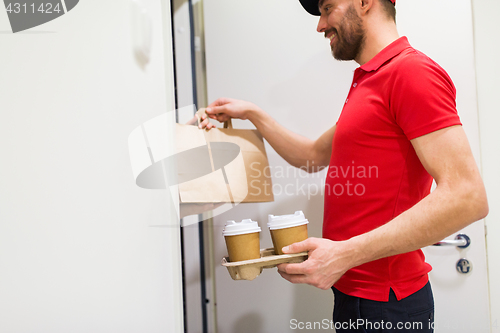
left=267, top=211, right=309, bottom=230
left=222, top=219, right=261, bottom=237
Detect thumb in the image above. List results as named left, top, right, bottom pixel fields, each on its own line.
left=205, top=105, right=226, bottom=116
left=282, top=237, right=316, bottom=254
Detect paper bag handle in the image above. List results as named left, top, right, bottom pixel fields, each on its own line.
left=223, top=119, right=233, bottom=129
left=195, top=108, right=205, bottom=125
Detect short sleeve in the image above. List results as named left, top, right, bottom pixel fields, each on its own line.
left=390, top=52, right=462, bottom=140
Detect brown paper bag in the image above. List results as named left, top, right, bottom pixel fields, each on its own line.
left=175, top=112, right=274, bottom=204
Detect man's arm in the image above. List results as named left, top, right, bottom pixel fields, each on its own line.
left=278, top=125, right=488, bottom=289
left=204, top=98, right=335, bottom=172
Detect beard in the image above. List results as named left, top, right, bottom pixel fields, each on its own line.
left=328, top=4, right=365, bottom=61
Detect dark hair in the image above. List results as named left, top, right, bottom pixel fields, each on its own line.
left=379, top=0, right=396, bottom=22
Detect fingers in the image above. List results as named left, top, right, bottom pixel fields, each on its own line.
left=198, top=113, right=216, bottom=130
left=277, top=262, right=310, bottom=275
left=282, top=237, right=317, bottom=254
left=187, top=107, right=227, bottom=130
left=277, top=238, right=342, bottom=290
left=206, top=97, right=252, bottom=122
left=278, top=262, right=331, bottom=290
left=278, top=270, right=308, bottom=284
left=205, top=106, right=218, bottom=115
left=205, top=106, right=224, bottom=117
left=205, top=107, right=232, bottom=123
left=186, top=109, right=215, bottom=129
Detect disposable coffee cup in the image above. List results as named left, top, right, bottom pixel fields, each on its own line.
left=268, top=211, right=309, bottom=255
left=223, top=219, right=261, bottom=262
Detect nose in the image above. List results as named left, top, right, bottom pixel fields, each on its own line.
left=317, top=15, right=327, bottom=33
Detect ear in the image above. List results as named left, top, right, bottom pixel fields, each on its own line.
left=359, top=0, right=374, bottom=15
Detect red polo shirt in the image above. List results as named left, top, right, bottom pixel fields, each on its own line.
left=323, top=37, right=462, bottom=301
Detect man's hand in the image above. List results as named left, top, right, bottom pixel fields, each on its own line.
left=205, top=97, right=263, bottom=123
left=277, top=237, right=357, bottom=290
left=185, top=98, right=260, bottom=130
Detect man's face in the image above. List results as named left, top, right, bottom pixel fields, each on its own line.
left=319, top=1, right=366, bottom=61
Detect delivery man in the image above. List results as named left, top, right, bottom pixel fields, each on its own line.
left=199, top=0, right=488, bottom=331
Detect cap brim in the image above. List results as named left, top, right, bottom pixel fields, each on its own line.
left=299, top=0, right=320, bottom=16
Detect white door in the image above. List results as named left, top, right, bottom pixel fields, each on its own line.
left=203, top=0, right=489, bottom=332
left=398, top=2, right=490, bottom=332
left=0, top=1, right=183, bottom=332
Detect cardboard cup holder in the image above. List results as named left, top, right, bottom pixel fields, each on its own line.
left=221, top=248, right=308, bottom=281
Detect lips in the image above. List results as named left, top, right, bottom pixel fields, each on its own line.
left=325, top=29, right=338, bottom=46
left=329, top=33, right=336, bottom=45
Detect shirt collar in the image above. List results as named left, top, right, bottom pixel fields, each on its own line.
left=359, top=36, right=412, bottom=72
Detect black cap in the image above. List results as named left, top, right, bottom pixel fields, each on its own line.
left=299, top=0, right=321, bottom=16
left=299, top=0, right=395, bottom=16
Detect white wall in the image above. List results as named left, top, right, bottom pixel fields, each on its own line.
left=472, top=0, right=500, bottom=329
left=0, top=1, right=183, bottom=332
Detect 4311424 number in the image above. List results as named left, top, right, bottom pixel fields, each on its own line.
left=5, top=2, right=62, bottom=14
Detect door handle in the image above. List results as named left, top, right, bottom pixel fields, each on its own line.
left=433, top=234, right=470, bottom=248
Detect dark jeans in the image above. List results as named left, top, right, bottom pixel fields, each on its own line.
left=332, top=282, right=434, bottom=333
